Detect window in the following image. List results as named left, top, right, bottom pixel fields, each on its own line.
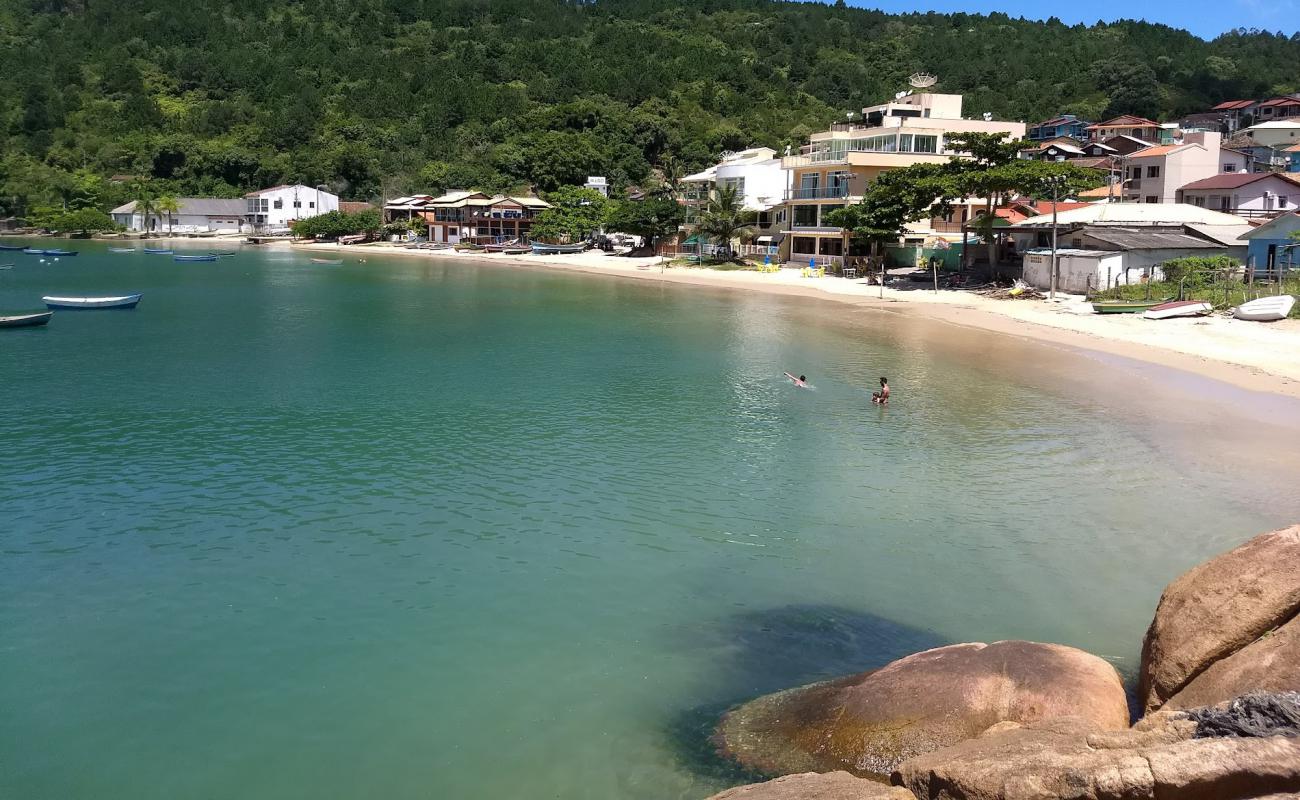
left=1130, top=167, right=1141, bottom=180
left=1224, top=163, right=1236, bottom=172
left=792, top=236, right=817, bottom=255
left=793, top=205, right=818, bottom=227
left=273, top=199, right=283, bottom=209
left=1281, top=196, right=1290, bottom=208
left=309, top=202, right=315, bottom=209
left=293, top=201, right=301, bottom=208
left=913, top=135, right=938, bottom=153
left=1146, top=166, right=1160, bottom=178
left=1145, top=195, right=1158, bottom=204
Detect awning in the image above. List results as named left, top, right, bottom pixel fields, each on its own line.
left=755, top=233, right=786, bottom=244
left=682, top=234, right=703, bottom=245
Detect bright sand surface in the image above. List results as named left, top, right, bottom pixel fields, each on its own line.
left=294, top=241, right=1300, bottom=399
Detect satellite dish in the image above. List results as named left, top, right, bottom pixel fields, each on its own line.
left=909, top=72, right=937, bottom=89
left=719, top=150, right=736, bottom=161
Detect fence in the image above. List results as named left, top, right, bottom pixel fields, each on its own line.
left=1088, top=262, right=1298, bottom=312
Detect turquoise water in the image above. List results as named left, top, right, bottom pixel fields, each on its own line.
left=2, top=242, right=1296, bottom=799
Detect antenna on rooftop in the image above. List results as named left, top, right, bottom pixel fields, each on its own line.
left=894, top=90, right=908, bottom=100
left=908, top=72, right=937, bottom=89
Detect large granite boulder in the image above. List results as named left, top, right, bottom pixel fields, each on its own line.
left=703, top=772, right=915, bottom=800
left=1140, top=524, right=1300, bottom=713
left=892, top=712, right=1300, bottom=800
left=1164, top=614, right=1300, bottom=711
left=714, top=641, right=1128, bottom=779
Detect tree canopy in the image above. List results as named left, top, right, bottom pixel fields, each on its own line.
left=1, top=0, right=1294, bottom=218
left=531, top=186, right=608, bottom=242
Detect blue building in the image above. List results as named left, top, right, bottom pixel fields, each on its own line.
left=1238, top=210, right=1300, bottom=276
left=1027, top=114, right=1091, bottom=142
left=1287, top=143, right=1300, bottom=173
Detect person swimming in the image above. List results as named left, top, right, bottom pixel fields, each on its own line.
left=783, top=372, right=808, bottom=388
left=872, top=376, right=890, bottom=405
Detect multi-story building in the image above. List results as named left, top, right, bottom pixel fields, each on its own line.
left=1176, top=172, right=1300, bottom=218
left=780, top=92, right=1026, bottom=264
left=680, top=147, right=787, bottom=242
left=384, top=192, right=550, bottom=245
left=1119, top=132, right=1222, bottom=204
left=245, top=184, right=339, bottom=231
left=1086, top=115, right=1163, bottom=144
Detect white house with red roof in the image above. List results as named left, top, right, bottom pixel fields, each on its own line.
left=1175, top=172, right=1300, bottom=218
left=1120, top=132, right=1222, bottom=204
left=245, top=184, right=339, bottom=231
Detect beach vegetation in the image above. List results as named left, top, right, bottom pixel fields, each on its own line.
left=697, top=185, right=757, bottom=259
left=531, top=186, right=608, bottom=243
left=603, top=197, right=684, bottom=253
left=290, top=208, right=382, bottom=239
left=33, top=207, right=121, bottom=235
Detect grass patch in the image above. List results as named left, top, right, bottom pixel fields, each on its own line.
left=1095, top=275, right=1300, bottom=318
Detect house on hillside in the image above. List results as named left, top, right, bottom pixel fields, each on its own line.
left=1253, top=95, right=1300, bottom=121
left=1241, top=120, right=1300, bottom=148
left=1088, top=116, right=1162, bottom=144
left=781, top=91, right=1025, bottom=265
left=110, top=198, right=247, bottom=233
left=1211, top=100, right=1257, bottom=133
left=1237, top=210, right=1300, bottom=276
left=1028, top=115, right=1091, bottom=141
left=1011, top=203, right=1251, bottom=292
left=245, top=184, right=339, bottom=231
left=1179, top=111, right=1231, bottom=135
left=1176, top=172, right=1300, bottom=218
left=1120, top=132, right=1222, bottom=204
left=1102, top=134, right=1155, bottom=156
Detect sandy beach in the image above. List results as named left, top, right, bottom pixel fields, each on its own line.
left=290, top=240, right=1300, bottom=399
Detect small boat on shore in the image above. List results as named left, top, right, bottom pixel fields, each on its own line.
left=1143, top=300, right=1213, bottom=320
left=143, top=248, right=172, bottom=255
left=310, top=258, right=343, bottom=265
left=1233, top=295, right=1295, bottom=322
left=530, top=242, right=588, bottom=254
left=43, top=294, right=142, bottom=310
left=44, top=249, right=77, bottom=256
left=1091, top=299, right=1165, bottom=314
left=174, top=254, right=218, bottom=262
left=0, top=311, right=52, bottom=328
left=483, top=239, right=520, bottom=253
left=502, top=247, right=531, bottom=255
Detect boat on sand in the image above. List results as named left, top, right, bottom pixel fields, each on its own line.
left=530, top=242, right=587, bottom=254
left=1091, top=299, right=1165, bottom=314
left=1233, top=295, right=1295, bottom=322
left=43, top=294, right=142, bottom=310
left=0, top=311, right=52, bottom=328
left=1143, top=300, right=1213, bottom=320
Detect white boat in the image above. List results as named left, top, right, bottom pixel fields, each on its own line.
left=42, top=294, right=142, bottom=310
left=1143, top=300, right=1213, bottom=320
left=1233, top=295, right=1295, bottom=322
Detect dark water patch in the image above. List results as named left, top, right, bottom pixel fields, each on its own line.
left=662, top=604, right=948, bottom=782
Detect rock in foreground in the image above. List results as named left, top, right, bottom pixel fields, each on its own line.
left=892, top=710, right=1300, bottom=800
left=703, top=772, right=914, bottom=800
left=715, top=641, right=1128, bottom=778
left=1140, top=524, right=1300, bottom=713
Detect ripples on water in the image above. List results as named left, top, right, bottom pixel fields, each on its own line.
left=0, top=246, right=1288, bottom=799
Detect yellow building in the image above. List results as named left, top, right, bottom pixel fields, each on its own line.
left=781, top=93, right=1026, bottom=264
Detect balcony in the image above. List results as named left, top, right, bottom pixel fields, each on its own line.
left=786, top=185, right=852, bottom=200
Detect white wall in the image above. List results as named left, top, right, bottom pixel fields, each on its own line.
left=1023, top=251, right=1125, bottom=293
left=715, top=158, right=787, bottom=212
left=1180, top=176, right=1300, bottom=213
left=250, top=185, right=340, bottom=228
left=116, top=212, right=243, bottom=233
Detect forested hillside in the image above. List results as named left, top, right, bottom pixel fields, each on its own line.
left=3, top=0, right=1299, bottom=215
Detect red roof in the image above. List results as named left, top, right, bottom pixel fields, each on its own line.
left=1212, top=100, right=1255, bottom=111
left=1030, top=201, right=1091, bottom=215
left=1258, top=96, right=1300, bottom=108
left=1087, top=115, right=1160, bottom=129
left=1179, top=172, right=1300, bottom=191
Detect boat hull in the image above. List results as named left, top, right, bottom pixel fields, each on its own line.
left=0, top=244, right=26, bottom=251
left=530, top=243, right=587, bottom=254
left=42, top=294, right=142, bottom=310
left=1092, top=301, right=1162, bottom=314
left=0, top=311, right=52, bottom=328
left=1143, top=300, right=1213, bottom=320
left=310, top=258, right=343, bottom=265
left=1233, top=295, right=1295, bottom=322
left=174, top=255, right=218, bottom=262
left=44, top=250, right=77, bottom=256
left=143, top=248, right=173, bottom=254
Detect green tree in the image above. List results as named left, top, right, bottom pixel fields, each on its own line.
left=603, top=197, right=684, bottom=252
left=156, top=194, right=181, bottom=236
left=130, top=181, right=159, bottom=237
left=697, top=184, right=756, bottom=258
left=50, top=207, right=119, bottom=235
left=531, top=186, right=608, bottom=242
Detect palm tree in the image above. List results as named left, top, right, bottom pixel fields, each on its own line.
left=131, top=181, right=158, bottom=237
left=156, top=194, right=180, bottom=236
left=654, top=155, right=684, bottom=199
left=698, top=184, right=756, bottom=260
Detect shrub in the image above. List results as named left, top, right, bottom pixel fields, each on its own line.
left=1162, top=255, right=1239, bottom=288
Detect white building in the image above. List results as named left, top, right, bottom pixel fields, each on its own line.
left=1241, top=120, right=1300, bottom=148
left=584, top=176, right=609, bottom=197
left=681, top=147, right=788, bottom=240
left=245, top=184, right=339, bottom=231
left=109, top=198, right=247, bottom=233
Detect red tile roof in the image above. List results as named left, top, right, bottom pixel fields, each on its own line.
left=1212, top=100, right=1255, bottom=111
left=1129, top=144, right=1186, bottom=157
left=1087, top=115, right=1160, bottom=129
left=1179, top=172, right=1300, bottom=191
left=1258, top=96, right=1300, bottom=107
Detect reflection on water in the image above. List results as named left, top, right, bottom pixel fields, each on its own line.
left=1, top=243, right=1297, bottom=799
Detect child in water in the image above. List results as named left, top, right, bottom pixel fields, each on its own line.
left=872, top=377, right=890, bottom=405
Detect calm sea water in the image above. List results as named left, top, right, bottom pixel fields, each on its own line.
left=1, top=242, right=1295, bottom=799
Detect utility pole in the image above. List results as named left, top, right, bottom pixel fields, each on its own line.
left=1049, top=176, right=1062, bottom=300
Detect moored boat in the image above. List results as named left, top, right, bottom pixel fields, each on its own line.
left=0, top=311, right=52, bottom=328
left=1091, top=299, right=1164, bottom=314
left=530, top=242, right=588, bottom=254
left=1233, top=295, right=1295, bottom=322
left=1142, top=300, right=1213, bottom=320
left=208, top=250, right=237, bottom=257
left=43, top=249, right=77, bottom=256
left=143, top=248, right=173, bottom=254
left=310, top=257, right=343, bottom=265
left=23, top=248, right=46, bottom=255
left=108, top=247, right=137, bottom=253
left=0, top=244, right=27, bottom=251
left=174, top=254, right=218, bottom=262
left=42, top=294, right=142, bottom=310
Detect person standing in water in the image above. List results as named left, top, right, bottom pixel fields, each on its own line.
left=872, top=377, right=890, bottom=405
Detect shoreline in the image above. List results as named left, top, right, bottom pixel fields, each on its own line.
left=289, top=240, right=1300, bottom=400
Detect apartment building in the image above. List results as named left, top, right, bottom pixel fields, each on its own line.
left=1120, top=132, right=1222, bottom=204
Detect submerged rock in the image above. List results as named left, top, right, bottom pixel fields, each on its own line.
left=1140, top=524, right=1300, bottom=713
left=891, top=708, right=1300, bottom=800
left=703, top=771, right=914, bottom=800
left=714, top=641, right=1128, bottom=779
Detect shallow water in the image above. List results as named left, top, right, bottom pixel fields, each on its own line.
left=2, top=243, right=1297, bottom=799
